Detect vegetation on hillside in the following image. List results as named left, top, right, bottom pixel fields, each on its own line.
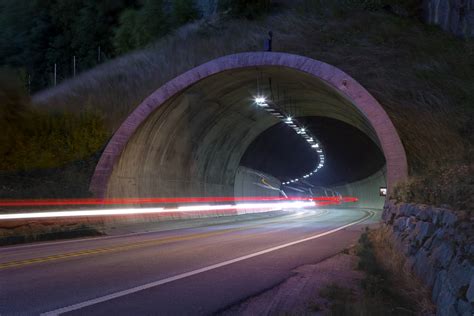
left=0, top=69, right=108, bottom=171
left=392, top=163, right=474, bottom=211
left=1, top=0, right=472, bottom=203
left=34, top=1, right=473, bottom=168
left=317, top=228, right=435, bottom=315
left=0, top=0, right=205, bottom=92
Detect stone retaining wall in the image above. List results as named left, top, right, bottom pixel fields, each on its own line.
left=382, top=201, right=474, bottom=316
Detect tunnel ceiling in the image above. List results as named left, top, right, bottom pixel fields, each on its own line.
left=240, top=116, right=386, bottom=186
left=93, top=53, right=407, bottom=199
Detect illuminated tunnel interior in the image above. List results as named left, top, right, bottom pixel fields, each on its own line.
left=241, top=117, right=386, bottom=186
left=97, top=59, right=402, bottom=209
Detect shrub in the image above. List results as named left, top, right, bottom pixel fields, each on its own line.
left=172, top=0, right=200, bottom=26
left=218, top=0, right=271, bottom=19
left=302, top=0, right=422, bottom=18
left=392, top=163, right=474, bottom=212
left=113, top=0, right=170, bottom=54
left=0, top=69, right=109, bottom=171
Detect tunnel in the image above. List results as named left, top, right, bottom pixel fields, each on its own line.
left=90, top=52, right=407, bottom=209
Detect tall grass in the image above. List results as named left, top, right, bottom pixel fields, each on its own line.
left=32, top=5, right=474, bottom=175
left=0, top=69, right=108, bottom=171
left=392, top=162, right=474, bottom=211
left=318, top=227, right=435, bottom=315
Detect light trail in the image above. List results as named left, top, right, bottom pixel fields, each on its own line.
left=0, top=196, right=358, bottom=221
left=0, top=196, right=356, bottom=207
left=0, top=201, right=319, bottom=220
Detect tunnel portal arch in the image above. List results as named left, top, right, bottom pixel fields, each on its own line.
left=90, top=52, right=407, bottom=199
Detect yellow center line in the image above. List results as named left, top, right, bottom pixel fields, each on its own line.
left=0, top=228, right=243, bottom=270
left=0, top=210, right=327, bottom=270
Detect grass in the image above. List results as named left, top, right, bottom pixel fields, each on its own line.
left=0, top=70, right=109, bottom=172
left=392, top=162, right=474, bottom=212
left=317, top=227, right=435, bottom=315
left=0, top=224, right=103, bottom=246
left=0, top=153, right=100, bottom=199
left=2, top=2, right=473, bottom=199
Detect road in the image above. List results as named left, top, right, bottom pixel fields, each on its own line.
left=0, top=208, right=378, bottom=315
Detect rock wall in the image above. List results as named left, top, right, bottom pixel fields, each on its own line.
left=423, top=0, right=474, bottom=37
left=382, top=201, right=474, bottom=316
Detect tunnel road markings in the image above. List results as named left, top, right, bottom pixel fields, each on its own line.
left=41, top=210, right=374, bottom=316
left=0, top=210, right=327, bottom=270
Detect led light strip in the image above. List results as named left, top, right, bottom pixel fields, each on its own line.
left=254, top=97, right=325, bottom=185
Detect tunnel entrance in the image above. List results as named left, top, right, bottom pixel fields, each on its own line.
left=90, top=52, right=407, bottom=208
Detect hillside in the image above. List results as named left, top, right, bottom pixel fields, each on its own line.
left=2, top=2, right=474, bottom=206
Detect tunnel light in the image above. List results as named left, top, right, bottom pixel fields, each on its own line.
left=251, top=97, right=327, bottom=185
left=255, top=97, right=266, bottom=104
left=297, top=128, right=306, bottom=135
left=255, top=96, right=269, bottom=107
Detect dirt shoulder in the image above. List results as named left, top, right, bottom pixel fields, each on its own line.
left=221, top=227, right=436, bottom=316
left=221, top=251, right=364, bottom=315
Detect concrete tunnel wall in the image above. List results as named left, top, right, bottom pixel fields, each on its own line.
left=234, top=166, right=281, bottom=198
left=90, top=52, right=407, bottom=200
left=331, top=169, right=387, bottom=209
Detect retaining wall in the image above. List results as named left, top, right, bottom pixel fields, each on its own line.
left=382, top=201, right=474, bottom=316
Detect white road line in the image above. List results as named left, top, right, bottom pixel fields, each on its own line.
left=41, top=210, right=373, bottom=316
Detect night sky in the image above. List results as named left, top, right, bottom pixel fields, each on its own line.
left=240, top=117, right=386, bottom=186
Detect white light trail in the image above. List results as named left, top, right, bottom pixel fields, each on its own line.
left=0, top=201, right=317, bottom=220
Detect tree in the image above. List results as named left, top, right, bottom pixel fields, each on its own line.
left=0, top=0, right=137, bottom=92
left=113, top=0, right=170, bottom=54
left=219, top=0, right=271, bottom=19
left=113, top=9, right=141, bottom=54
left=172, top=0, right=199, bottom=26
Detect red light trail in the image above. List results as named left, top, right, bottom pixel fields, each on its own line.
left=0, top=196, right=358, bottom=220
left=0, top=196, right=357, bottom=207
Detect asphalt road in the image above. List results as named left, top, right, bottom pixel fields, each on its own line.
left=0, top=208, right=378, bottom=315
